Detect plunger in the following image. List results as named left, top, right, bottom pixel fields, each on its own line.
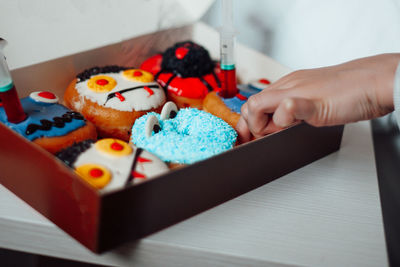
left=0, top=38, right=26, bottom=123
left=219, top=0, right=238, bottom=98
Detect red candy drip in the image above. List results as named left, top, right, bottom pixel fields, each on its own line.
left=89, top=168, right=103, bottom=178
left=38, top=91, right=56, bottom=99
left=175, top=47, right=189, bottom=59
left=110, top=142, right=124, bottom=151
left=0, top=86, right=27, bottom=123
left=236, top=93, right=247, bottom=101
left=143, top=86, right=154, bottom=96
left=133, top=71, right=143, bottom=77
left=132, top=171, right=146, bottom=179
left=137, top=157, right=152, bottom=163
left=115, top=92, right=125, bottom=102
left=259, top=78, right=271, bottom=85
left=96, top=79, right=109, bottom=85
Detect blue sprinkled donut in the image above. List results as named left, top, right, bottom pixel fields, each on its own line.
left=131, top=104, right=237, bottom=164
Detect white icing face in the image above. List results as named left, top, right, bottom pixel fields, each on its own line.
left=73, top=139, right=169, bottom=193
left=75, top=69, right=166, bottom=112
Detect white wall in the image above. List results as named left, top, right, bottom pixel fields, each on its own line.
left=202, top=0, right=400, bottom=69
left=0, top=0, right=214, bottom=69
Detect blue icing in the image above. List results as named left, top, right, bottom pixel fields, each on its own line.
left=221, top=87, right=258, bottom=113
left=0, top=97, right=86, bottom=141
left=131, top=108, right=237, bottom=164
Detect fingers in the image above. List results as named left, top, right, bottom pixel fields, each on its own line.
left=273, top=97, right=318, bottom=127
left=245, top=89, right=289, bottom=138
left=236, top=116, right=252, bottom=144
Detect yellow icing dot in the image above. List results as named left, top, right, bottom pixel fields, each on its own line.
left=87, top=75, right=117, bottom=93
left=75, top=164, right=111, bottom=189
left=94, top=138, right=133, bottom=157
left=122, top=69, right=154, bottom=83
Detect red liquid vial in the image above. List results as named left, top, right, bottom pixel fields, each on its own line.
left=220, top=68, right=238, bottom=98
left=0, top=85, right=27, bottom=123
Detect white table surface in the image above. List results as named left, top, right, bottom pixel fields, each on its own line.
left=0, top=121, right=388, bottom=267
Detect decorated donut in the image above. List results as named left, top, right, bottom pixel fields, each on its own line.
left=203, top=79, right=271, bottom=128
left=131, top=102, right=237, bottom=166
left=56, top=138, right=169, bottom=192
left=248, top=78, right=271, bottom=91
left=140, top=41, right=222, bottom=109
left=63, top=66, right=167, bottom=141
left=0, top=91, right=97, bottom=154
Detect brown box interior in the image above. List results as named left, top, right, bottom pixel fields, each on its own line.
left=0, top=25, right=344, bottom=253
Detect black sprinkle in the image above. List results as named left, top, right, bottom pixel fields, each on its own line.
left=161, top=41, right=215, bottom=78
left=76, top=65, right=132, bottom=83
left=56, top=140, right=95, bottom=168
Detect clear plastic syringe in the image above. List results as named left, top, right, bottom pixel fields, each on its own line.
left=0, top=38, right=26, bottom=123
left=220, top=0, right=238, bottom=98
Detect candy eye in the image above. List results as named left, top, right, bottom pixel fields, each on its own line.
left=94, top=138, right=133, bottom=157
left=87, top=75, right=116, bottom=93
left=122, top=69, right=154, bottom=83
left=29, top=91, right=59, bottom=104
left=145, top=115, right=161, bottom=138
left=160, top=101, right=178, bottom=120
left=75, top=163, right=111, bottom=189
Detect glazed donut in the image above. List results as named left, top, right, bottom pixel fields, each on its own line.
left=56, top=138, right=169, bottom=192
left=140, top=41, right=222, bottom=109
left=64, top=66, right=166, bottom=141
left=203, top=80, right=271, bottom=128
left=131, top=102, right=237, bottom=166
left=0, top=91, right=97, bottom=154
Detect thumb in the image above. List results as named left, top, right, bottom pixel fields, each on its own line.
left=272, top=97, right=318, bottom=127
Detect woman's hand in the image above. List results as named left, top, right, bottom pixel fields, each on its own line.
left=236, top=53, right=400, bottom=143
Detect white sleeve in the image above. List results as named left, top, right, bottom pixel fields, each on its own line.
left=394, top=62, right=400, bottom=129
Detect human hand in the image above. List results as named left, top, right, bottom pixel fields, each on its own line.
left=236, top=53, right=400, bottom=143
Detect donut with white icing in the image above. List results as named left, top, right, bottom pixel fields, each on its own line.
left=63, top=66, right=166, bottom=141
left=140, top=41, right=222, bottom=109
left=131, top=102, right=237, bottom=167
left=0, top=91, right=97, bottom=154
left=56, top=138, right=169, bottom=192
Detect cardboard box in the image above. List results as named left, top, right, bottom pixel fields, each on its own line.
left=0, top=23, right=344, bottom=253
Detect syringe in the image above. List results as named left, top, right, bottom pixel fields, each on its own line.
left=0, top=38, right=26, bottom=123
left=220, top=0, right=238, bottom=98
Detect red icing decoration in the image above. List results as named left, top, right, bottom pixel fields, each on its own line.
left=89, top=168, right=103, bottom=178
left=38, top=91, right=56, bottom=99
left=140, top=54, right=222, bottom=99
left=96, top=79, right=109, bottom=86
left=132, top=171, right=146, bottom=179
left=115, top=92, right=125, bottom=102
left=110, top=142, right=124, bottom=151
left=236, top=93, right=247, bottom=101
left=143, top=86, right=154, bottom=96
left=137, top=157, right=152, bottom=163
left=140, top=54, right=162, bottom=74
left=259, top=78, right=271, bottom=85
left=175, top=47, right=189, bottom=59
left=133, top=71, right=143, bottom=77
